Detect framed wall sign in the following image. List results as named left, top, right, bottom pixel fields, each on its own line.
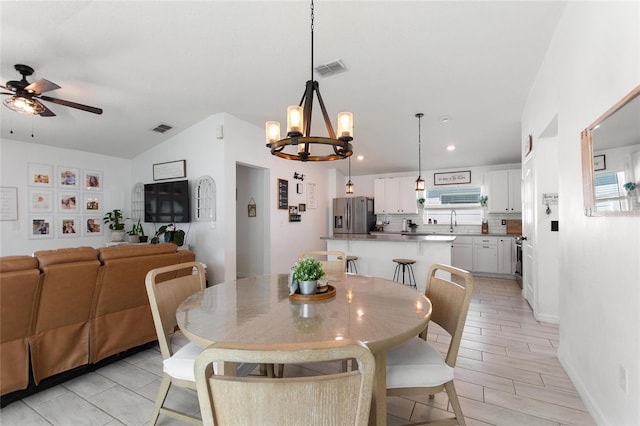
left=306, top=182, right=317, bottom=209
left=278, top=178, right=288, bottom=209
left=153, top=160, right=186, bottom=181
left=434, top=170, right=471, bottom=185
left=593, top=155, right=606, bottom=171
left=0, top=187, right=18, bottom=220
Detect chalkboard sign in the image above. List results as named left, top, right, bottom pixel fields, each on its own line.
left=278, top=178, right=288, bottom=209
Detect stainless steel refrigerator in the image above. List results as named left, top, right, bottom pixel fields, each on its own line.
left=333, top=197, right=375, bottom=234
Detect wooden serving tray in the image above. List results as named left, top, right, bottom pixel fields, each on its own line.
left=289, top=284, right=336, bottom=301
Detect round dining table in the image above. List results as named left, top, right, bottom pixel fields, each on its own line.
left=176, top=273, right=432, bottom=426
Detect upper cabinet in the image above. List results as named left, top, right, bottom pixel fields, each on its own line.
left=484, top=169, right=522, bottom=213
left=374, top=177, right=418, bottom=214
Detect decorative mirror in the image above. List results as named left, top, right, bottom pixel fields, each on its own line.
left=581, top=85, right=640, bottom=216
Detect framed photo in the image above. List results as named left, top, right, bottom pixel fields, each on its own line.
left=59, top=216, right=80, bottom=238
left=593, top=155, right=606, bottom=171
left=29, top=215, right=54, bottom=239
left=434, top=170, right=471, bottom=186
left=28, top=189, right=53, bottom=212
left=296, top=183, right=303, bottom=194
left=289, top=205, right=298, bottom=215
left=83, top=193, right=102, bottom=213
left=0, top=187, right=18, bottom=220
left=248, top=204, right=256, bottom=217
left=57, top=191, right=80, bottom=213
left=298, top=203, right=306, bottom=212
left=57, top=166, right=80, bottom=189
left=153, top=160, right=186, bottom=181
left=83, top=215, right=103, bottom=236
left=83, top=170, right=102, bottom=191
left=28, top=163, right=53, bottom=187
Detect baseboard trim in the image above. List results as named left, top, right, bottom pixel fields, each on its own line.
left=558, top=349, right=607, bottom=425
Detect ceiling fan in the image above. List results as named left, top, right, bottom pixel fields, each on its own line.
left=1, top=64, right=102, bottom=116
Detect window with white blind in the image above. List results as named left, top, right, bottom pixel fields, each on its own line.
left=594, top=171, right=625, bottom=212
left=423, top=186, right=482, bottom=224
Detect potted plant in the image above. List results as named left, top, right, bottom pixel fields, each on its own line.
left=103, top=209, right=126, bottom=242
left=293, top=257, right=324, bottom=295
left=479, top=195, right=488, bottom=207
left=127, top=218, right=147, bottom=243
left=151, top=223, right=185, bottom=246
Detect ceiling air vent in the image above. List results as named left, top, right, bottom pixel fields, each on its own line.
left=314, top=60, right=347, bottom=77
left=151, top=123, right=173, bottom=133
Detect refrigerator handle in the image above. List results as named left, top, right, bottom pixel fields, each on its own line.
left=346, top=202, right=351, bottom=231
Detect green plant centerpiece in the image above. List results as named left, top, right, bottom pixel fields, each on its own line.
left=151, top=223, right=185, bottom=246
left=103, top=209, right=126, bottom=242
left=293, top=257, right=324, bottom=295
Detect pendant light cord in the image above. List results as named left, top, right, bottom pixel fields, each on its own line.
left=310, top=0, right=315, bottom=82
left=417, top=113, right=423, bottom=175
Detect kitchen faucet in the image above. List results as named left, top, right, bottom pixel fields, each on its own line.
left=450, top=209, right=457, bottom=233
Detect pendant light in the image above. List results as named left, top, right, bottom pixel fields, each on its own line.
left=265, top=0, right=354, bottom=162
left=346, top=156, right=354, bottom=194
left=415, top=113, right=425, bottom=191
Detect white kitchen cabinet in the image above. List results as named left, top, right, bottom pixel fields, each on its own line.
left=473, top=236, right=498, bottom=273
left=485, top=169, right=522, bottom=213
left=451, top=236, right=473, bottom=271
left=497, top=237, right=513, bottom=274
left=374, top=177, right=418, bottom=214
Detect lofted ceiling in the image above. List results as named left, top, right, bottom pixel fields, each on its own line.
left=0, top=1, right=566, bottom=176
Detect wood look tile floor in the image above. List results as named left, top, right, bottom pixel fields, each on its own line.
left=0, top=276, right=595, bottom=425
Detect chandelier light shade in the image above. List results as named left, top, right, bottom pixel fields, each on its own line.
left=3, top=96, right=45, bottom=115
left=265, top=0, right=354, bottom=162
left=415, top=113, right=425, bottom=192
left=346, top=156, right=354, bottom=194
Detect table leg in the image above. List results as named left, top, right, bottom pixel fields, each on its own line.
left=369, top=351, right=386, bottom=426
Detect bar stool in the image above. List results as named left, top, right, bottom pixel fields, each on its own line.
left=338, top=255, right=359, bottom=273
left=392, top=258, right=417, bottom=288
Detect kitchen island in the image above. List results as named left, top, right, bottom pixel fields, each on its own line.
left=322, top=233, right=455, bottom=292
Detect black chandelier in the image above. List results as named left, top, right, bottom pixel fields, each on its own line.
left=265, top=0, right=353, bottom=162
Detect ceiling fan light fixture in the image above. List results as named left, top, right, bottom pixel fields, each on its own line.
left=3, top=96, right=44, bottom=115
left=265, top=0, right=353, bottom=162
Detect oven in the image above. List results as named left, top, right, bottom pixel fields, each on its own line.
left=514, top=236, right=523, bottom=288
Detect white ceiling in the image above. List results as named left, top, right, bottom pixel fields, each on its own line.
left=0, top=1, right=566, bottom=176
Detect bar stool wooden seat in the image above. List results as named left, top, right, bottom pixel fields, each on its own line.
left=338, top=255, right=359, bottom=273
left=392, top=258, right=417, bottom=288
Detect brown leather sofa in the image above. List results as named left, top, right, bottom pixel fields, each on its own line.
left=0, top=243, right=196, bottom=399
left=0, top=256, right=42, bottom=395
left=90, top=244, right=195, bottom=363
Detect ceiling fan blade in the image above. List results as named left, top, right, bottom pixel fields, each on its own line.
left=0, top=84, right=12, bottom=91
left=1, top=92, right=14, bottom=96
left=38, top=95, right=103, bottom=115
left=39, top=103, right=56, bottom=117
left=25, top=79, right=61, bottom=95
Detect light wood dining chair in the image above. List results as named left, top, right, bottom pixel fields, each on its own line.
left=194, top=340, right=375, bottom=426
left=298, top=250, right=347, bottom=276
left=145, top=261, right=207, bottom=425
left=386, top=263, right=474, bottom=425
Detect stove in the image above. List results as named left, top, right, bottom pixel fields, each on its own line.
left=513, top=236, right=524, bottom=288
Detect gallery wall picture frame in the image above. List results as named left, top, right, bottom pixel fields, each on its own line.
left=58, top=191, right=80, bottom=213
left=434, top=170, right=472, bottom=186
left=153, top=160, right=186, bottom=181
left=83, top=170, right=103, bottom=191
left=28, top=215, right=54, bottom=239
left=83, top=215, right=103, bottom=236
left=0, top=187, right=18, bottom=221
left=306, top=182, right=317, bottom=209
left=59, top=216, right=80, bottom=238
left=57, top=166, right=80, bottom=189
left=593, top=155, right=606, bottom=171
left=28, top=163, right=53, bottom=187
left=297, top=183, right=303, bottom=194
left=83, top=193, right=102, bottom=213
left=298, top=203, right=306, bottom=212
left=28, top=189, right=53, bottom=213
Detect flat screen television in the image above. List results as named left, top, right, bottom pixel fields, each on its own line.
left=144, top=180, right=190, bottom=223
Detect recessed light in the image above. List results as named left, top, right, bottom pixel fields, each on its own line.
left=447, top=145, right=456, bottom=151
left=357, top=155, right=364, bottom=160
left=440, top=115, right=450, bottom=123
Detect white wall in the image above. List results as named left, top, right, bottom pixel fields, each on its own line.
left=522, top=2, right=639, bottom=425
left=131, top=113, right=333, bottom=284
left=236, top=164, right=265, bottom=278
left=0, top=139, right=131, bottom=256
